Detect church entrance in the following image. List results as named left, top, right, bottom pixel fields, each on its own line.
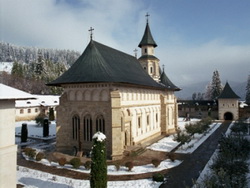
left=224, top=112, right=233, bottom=120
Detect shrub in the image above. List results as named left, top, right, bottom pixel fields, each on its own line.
left=23, top=147, right=36, bottom=159
left=36, top=152, right=45, bottom=161
left=219, top=134, right=250, bottom=160
left=173, top=131, right=191, bottom=145
left=152, top=173, right=164, bottom=182
left=90, top=132, right=107, bottom=188
left=35, top=112, right=47, bottom=126
left=21, top=123, right=28, bottom=142
left=151, top=159, right=161, bottom=167
left=84, top=161, right=91, bottom=170
left=230, top=121, right=248, bottom=135
left=58, top=157, right=67, bottom=166
left=125, top=161, right=134, bottom=171
left=167, top=152, right=176, bottom=162
left=70, top=158, right=81, bottom=169
left=48, top=108, right=55, bottom=121
left=114, top=162, right=120, bottom=171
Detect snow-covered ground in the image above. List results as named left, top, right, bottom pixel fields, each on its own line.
left=15, top=120, right=56, bottom=143
left=17, top=166, right=162, bottom=188
left=16, top=118, right=222, bottom=188
left=147, top=118, right=221, bottom=154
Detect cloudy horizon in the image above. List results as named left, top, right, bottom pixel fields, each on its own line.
left=1, top=0, right=250, bottom=86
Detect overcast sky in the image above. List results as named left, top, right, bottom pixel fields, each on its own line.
left=1, top=0, right=250, bottom=87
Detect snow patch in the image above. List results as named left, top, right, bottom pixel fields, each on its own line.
left=92, top=132, right=106, bottom=142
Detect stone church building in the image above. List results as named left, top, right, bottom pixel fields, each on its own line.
left=48, top=20, right=180, bottom=159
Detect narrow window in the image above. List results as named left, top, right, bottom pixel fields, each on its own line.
left=72, top=115, right=80, bottom=140
left=150, top=67, right=153, bottom=74
left=156, top=113, right=158, bottom=122
left=20, top=109, right=24, bottom=114
left=147, top=115, right=149, bottom=125
left=84, top=115, right=92, bottom=141
left=144, top=48, right=147, bottom=53
left=28, top=109, right=31, bottom=113
left=138, top=116, right=141, bottom=128
left=96, top=115, right=105, bottom=134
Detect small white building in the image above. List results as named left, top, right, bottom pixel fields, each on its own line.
left=15, top=95, right=59, bottom=121
left=218, top=82, right=240, bottom=120
left=0, top=83, right=33, bottom=188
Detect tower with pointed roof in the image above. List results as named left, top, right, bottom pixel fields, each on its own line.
left=138, top=14, right=160, bottom=81
left=218, top=82, right=240, bottom=120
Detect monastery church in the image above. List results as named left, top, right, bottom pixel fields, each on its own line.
left=48, top=18, right=180, bottom=160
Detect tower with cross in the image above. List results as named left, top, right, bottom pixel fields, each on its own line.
left=138, top=13, right=160, bottom=82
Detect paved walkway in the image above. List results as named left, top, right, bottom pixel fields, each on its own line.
left=160, top=121, right=231, bottom=188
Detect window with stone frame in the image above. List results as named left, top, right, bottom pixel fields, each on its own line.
left=138, top=116, right=141, bottom=128
left=72, top=115, right=80, bottom=140
left=96, top=115, right=105, bottom=134
left=84, top=114, right=92, bottom=141
left=147, top=114, right=150, bottom=126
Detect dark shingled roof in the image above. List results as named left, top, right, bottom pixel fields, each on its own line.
left=138, top=23, right=157, bottom=48
left=160, top=70, right=180, bottom=91
left=48, top=40, right=176, bottom=89
left=218, top=82, right=240, bottom=99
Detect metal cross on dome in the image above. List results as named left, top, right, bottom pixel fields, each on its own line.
left=146, top=12, right=150, bottom=23
left=89, top=27, right=94, bottom=40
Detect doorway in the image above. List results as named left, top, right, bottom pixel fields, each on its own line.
left=224, top=112, right=233, bottom=120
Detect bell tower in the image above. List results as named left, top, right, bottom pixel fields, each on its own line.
left=138, top=13, right=160, bottom=81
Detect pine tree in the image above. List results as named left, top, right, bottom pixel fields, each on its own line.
left=246, top=75, right=250, bottom=104
left=210, top=70, right=223, bottom=100
left=204, top=83, right=212, bottom=100
left=90, top=132, right=107, bottom=188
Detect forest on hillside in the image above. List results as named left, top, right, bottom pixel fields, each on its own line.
left=0, top=42, right=80, bottom=65
left=0, top=42, right=81, bottom=94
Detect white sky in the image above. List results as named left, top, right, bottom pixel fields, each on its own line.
left=1, top=0, right=250, bottom=86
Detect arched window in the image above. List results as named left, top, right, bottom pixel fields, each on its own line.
left=150, top=67, right=153, bottom=74
left=96, top=115, right=105, bottom=134
left=72, top=115, right=80, bottom=140
left=84, top=115, right=92, bottom=141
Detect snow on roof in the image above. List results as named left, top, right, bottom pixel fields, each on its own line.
left=0, top=62, right=13, bottom=73
left=15, top=95, right=60, bottom=108
left=92, top=132, right=106, bottom=142
left=0, top=83, right=34, bottom=100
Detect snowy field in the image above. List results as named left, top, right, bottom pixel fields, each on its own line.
left=16, top=118, right=222, bottom=188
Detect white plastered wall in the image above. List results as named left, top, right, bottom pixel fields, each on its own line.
left=0, top=100, right=17, bottom=188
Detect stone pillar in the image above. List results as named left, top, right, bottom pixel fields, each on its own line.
left=160, top=94, right=167, bottom=135
left=110, top=90, right=123, bottom=160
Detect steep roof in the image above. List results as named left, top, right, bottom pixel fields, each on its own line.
left=48, top=40, right=167, bottom=89
left=138, top=23, right=157, bottom=48
left=218, top=82, right=240, bottom=99
left=160, top=70, right=180, bottom=91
